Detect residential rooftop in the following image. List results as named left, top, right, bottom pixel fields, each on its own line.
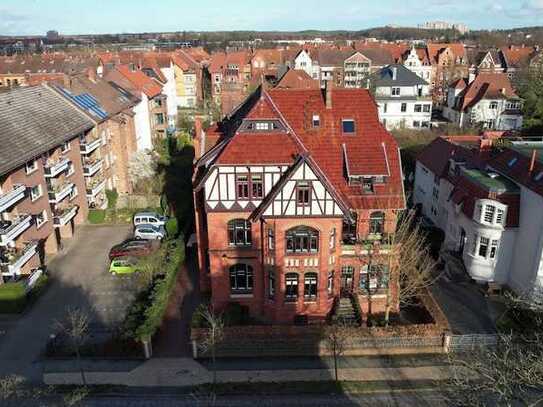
left=461, top=167, right=519, bottom=194
left=510, top=142, right=543, bottom=164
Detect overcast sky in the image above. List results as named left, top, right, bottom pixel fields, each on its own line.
left=1, top=0, right=542, bottom=36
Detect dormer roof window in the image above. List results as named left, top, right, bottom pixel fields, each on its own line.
left=342, top=119, right=355, bottom=134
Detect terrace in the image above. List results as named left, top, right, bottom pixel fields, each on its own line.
left=53, top=205, right=78, bottom=227
left=44, top=158, right=70, bottom=178
left=0, top=241, right=38, bottom=276
left=48, top=182, right=74, bottom=204
left=83, top=158, right=103, bottom=177
left=0, top=184, right=26, bottom=213
left=0, top=215, right=33, bottom=246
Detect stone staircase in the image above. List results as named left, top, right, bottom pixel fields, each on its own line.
left=335, top=297, right=359, bottom=325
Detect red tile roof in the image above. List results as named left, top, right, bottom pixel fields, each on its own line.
left=500, top=45, right=539, bottom=68
left=427, top=43, right=466, bottom=64
left=457, top=73, right=518, bottom=111
left=276, top=69, right=320, bottom=90
left=115, top=65, right=162, bottom=98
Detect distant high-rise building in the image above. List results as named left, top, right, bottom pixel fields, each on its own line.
left=46, top=30, right=60, bottom=40
left=418, top=21, right=469, bottom=34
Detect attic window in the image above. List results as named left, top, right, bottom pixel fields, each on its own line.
left=507, top=157, right=518, bottom=167
left=312, top=115, right=320, bottom=127
left=255, top=122, right=270, bottom=131
left=342, top=119, right=355, bottom=134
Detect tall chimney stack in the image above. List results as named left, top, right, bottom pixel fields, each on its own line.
left=325, top=80, right=332, bottom=110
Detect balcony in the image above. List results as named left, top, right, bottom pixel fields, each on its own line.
left=0, top=241, right=38, bottom=276
left=83, top=159, right=103, bottom=177
left=48, top=182, right=74, bottom=204
left=0, top=184, right=26, bottom=213
left=0, top=215, right=33, bottom=246
left=86, top=178, right=106, bottom=198
left=80, top=137, right=102, bottom=155
left=44, top=158, right=70, bottom=178
left=53, top=205, right=78, bottom=227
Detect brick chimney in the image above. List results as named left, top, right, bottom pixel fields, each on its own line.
left=325, top=80, right=332, bottom=110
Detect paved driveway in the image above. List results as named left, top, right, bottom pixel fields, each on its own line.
left=0, top=225, right=133, bottom=382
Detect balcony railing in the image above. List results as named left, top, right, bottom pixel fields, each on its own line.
left=79, top=137, right=102, bottom=155
left=44, top=158, right=70, bottom=178
left=83, top=159, right=103, bottom=177
left=0, top=184, right=26, bottom=213
left=53, top=205, right=78, bottom=227
left=0, top=241, right=38, bottom=276
left=86, top=178, right=106, bottom=198
left=0, top=215, right=33, bottom=246
left=48, top=182, right=74, bottom=204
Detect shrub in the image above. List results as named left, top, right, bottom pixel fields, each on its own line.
left=106, top=189, right=119, bottom=209
left=0, top=282, right=26, bottom=314
left=191, top=304, right=209, bottom=328
left=165, top=218, right=178, bottom=237
left=88, top=209, right=106, bottom=224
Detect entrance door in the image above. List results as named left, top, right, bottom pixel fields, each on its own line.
left=459, top=228, right=466, bottom=254
left=340, top=266, right=354, bottom=296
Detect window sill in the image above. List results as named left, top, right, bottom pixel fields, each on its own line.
left=304, top=297, right=317, bottom=303
left=230, top=293, right=253, bottom=299
left=284, top=298, right=298, bottom=303
left=285, top=252, right=319, bottom=256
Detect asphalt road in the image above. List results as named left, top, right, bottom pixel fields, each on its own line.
left=0, top=225, right=132, bottom=382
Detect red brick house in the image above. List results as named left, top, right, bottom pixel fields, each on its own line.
left=193, top=85, right=405, bottom=323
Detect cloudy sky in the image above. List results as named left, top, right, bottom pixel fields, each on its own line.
left=1, top=0, right=542, bottom=35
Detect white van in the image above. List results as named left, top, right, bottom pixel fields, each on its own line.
left=133, top=212, right=168, bottom=227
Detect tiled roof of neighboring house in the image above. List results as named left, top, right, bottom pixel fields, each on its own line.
left=465, top=48, right=503, bottom=68
left=0, top=53, right=95, bottom=75
left=354, top=42, right=409, bottom=63
left=251, top=49, right=284, bottom=66
left=54, top=74, right=139, bottom=122
left=373, top=63, right=428, bottom=87
left=316, top=49, right=353, bottom=67
left=427, top=42, right=466, bottom=64
left=450, top=78, right=468, bottom=89
left=500, top=45, right=540, bottom=69
left=354, top=48, right=395, bottom=66
left=182, top=47, right=210, bottom=64
left=198, top=87, right=405, bottom=210
left=457, top=73, right=518, bottom=111
left=417, top=137, right=479, bottom=178
left=115, top=65, right=162, bottom=98
left=0, top=85, right=95, bottom=175
left=276, top=69, right=320, bottom=89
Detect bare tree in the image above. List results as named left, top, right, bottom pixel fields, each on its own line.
left=198, top=307, right=224, bottom=392
left=364, top=209, right=438, bottom=326
left=55, top=307, right=90, bottom=386
left=324, top=321, right=350, bottom=381
left=447, top=288, right=543, bottom=406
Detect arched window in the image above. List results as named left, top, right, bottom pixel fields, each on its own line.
left=369, top=212, right=385, bottom=235
left=228, top=219, right=252, bottom=246
left=304, top=272, right=318, bottom=300
left=286, top=226, right=319, bottom=254
left=229, top=264, right=253, bottom=293
left=285, top=273, right=299, bottom=301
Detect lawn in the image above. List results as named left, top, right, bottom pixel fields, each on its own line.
left=0, top=274, right=49, bottom=314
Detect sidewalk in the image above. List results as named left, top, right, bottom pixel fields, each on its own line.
left=43, top=357, right=451, bottom=387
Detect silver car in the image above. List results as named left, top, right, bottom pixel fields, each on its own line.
left=134, top=224, right=166, bottom=240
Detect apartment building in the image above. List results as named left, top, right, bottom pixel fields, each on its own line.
left=193, top=85, right=405, bottom=323
left=105, top=65, right=167, bottom=150
left=55, top=73, right=140, bottom=198
left=0, top=85, right=95, bottom=285
left=427, top=43, right=468, bottom=104
left=443, top=73, right=523, bottom=131
left=414, top=136, right=543, bottom=296
left=373, top=64, right=433, bottom=130
left=343, top=52, right=372, bottom=88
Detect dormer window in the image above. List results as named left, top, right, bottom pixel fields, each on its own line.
left=342, top=119, right=355, bottom=134
left=508, top=157, right=518, bottom=167
left=255, top=122, right=270, bottom=131
left=312, top=115, right=320, bottom=127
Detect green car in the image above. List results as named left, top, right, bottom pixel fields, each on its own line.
left=109, top=257, right=139, bottom=275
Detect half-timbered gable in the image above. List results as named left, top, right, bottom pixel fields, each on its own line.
left=253, top=157, right=348, bottom=218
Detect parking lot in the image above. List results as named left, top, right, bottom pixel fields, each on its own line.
left=0, top=224, right=139, bottom=380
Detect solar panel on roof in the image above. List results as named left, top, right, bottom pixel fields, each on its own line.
left=56, top=87, right=108, bottom=120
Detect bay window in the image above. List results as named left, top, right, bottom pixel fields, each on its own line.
left=472, top=235, right=500, bottom=260
left=229, top=264, right=253, bottom=293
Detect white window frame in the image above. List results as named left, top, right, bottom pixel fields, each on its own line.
left=36, top=209, right=48, bottom=229
left=61, top=141, right=71, bottom=153
left=25, top=160, right=38, bottom=175
left=30, top=184, right=42, bottom=202
left=391, top=87, right=400, bottom=96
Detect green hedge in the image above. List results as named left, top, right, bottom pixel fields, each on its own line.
left=88, top=209, right=106, bottom=224
left=123, top=237, right=185, bottom=341
left=0, top=274, right=49, bottom=314
left=106, top=189, right=119, bottom=209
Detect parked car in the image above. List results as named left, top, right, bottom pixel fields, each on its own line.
left=134, top=224, right=166, bottom=240
left=133, top=212, right=168, bottom=227
left=109, top=257, right=139, bottom=275
left=108, top=239, right=157, bottom=260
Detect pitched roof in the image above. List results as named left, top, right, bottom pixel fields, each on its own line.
left=373, top=64, right=428, bottom=87
left=114, top=65, right=162, bottom=98
left=0, top=85, right=94, bottom=175
left=276, top=69, right=320, bottom=89
left=457, top=73, right=518, bottom=111
left=417, top=137, right=479, bottom=178
left=500, top=45, right=539, bottom=69
left=427, top=43, right=466, bottom=64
